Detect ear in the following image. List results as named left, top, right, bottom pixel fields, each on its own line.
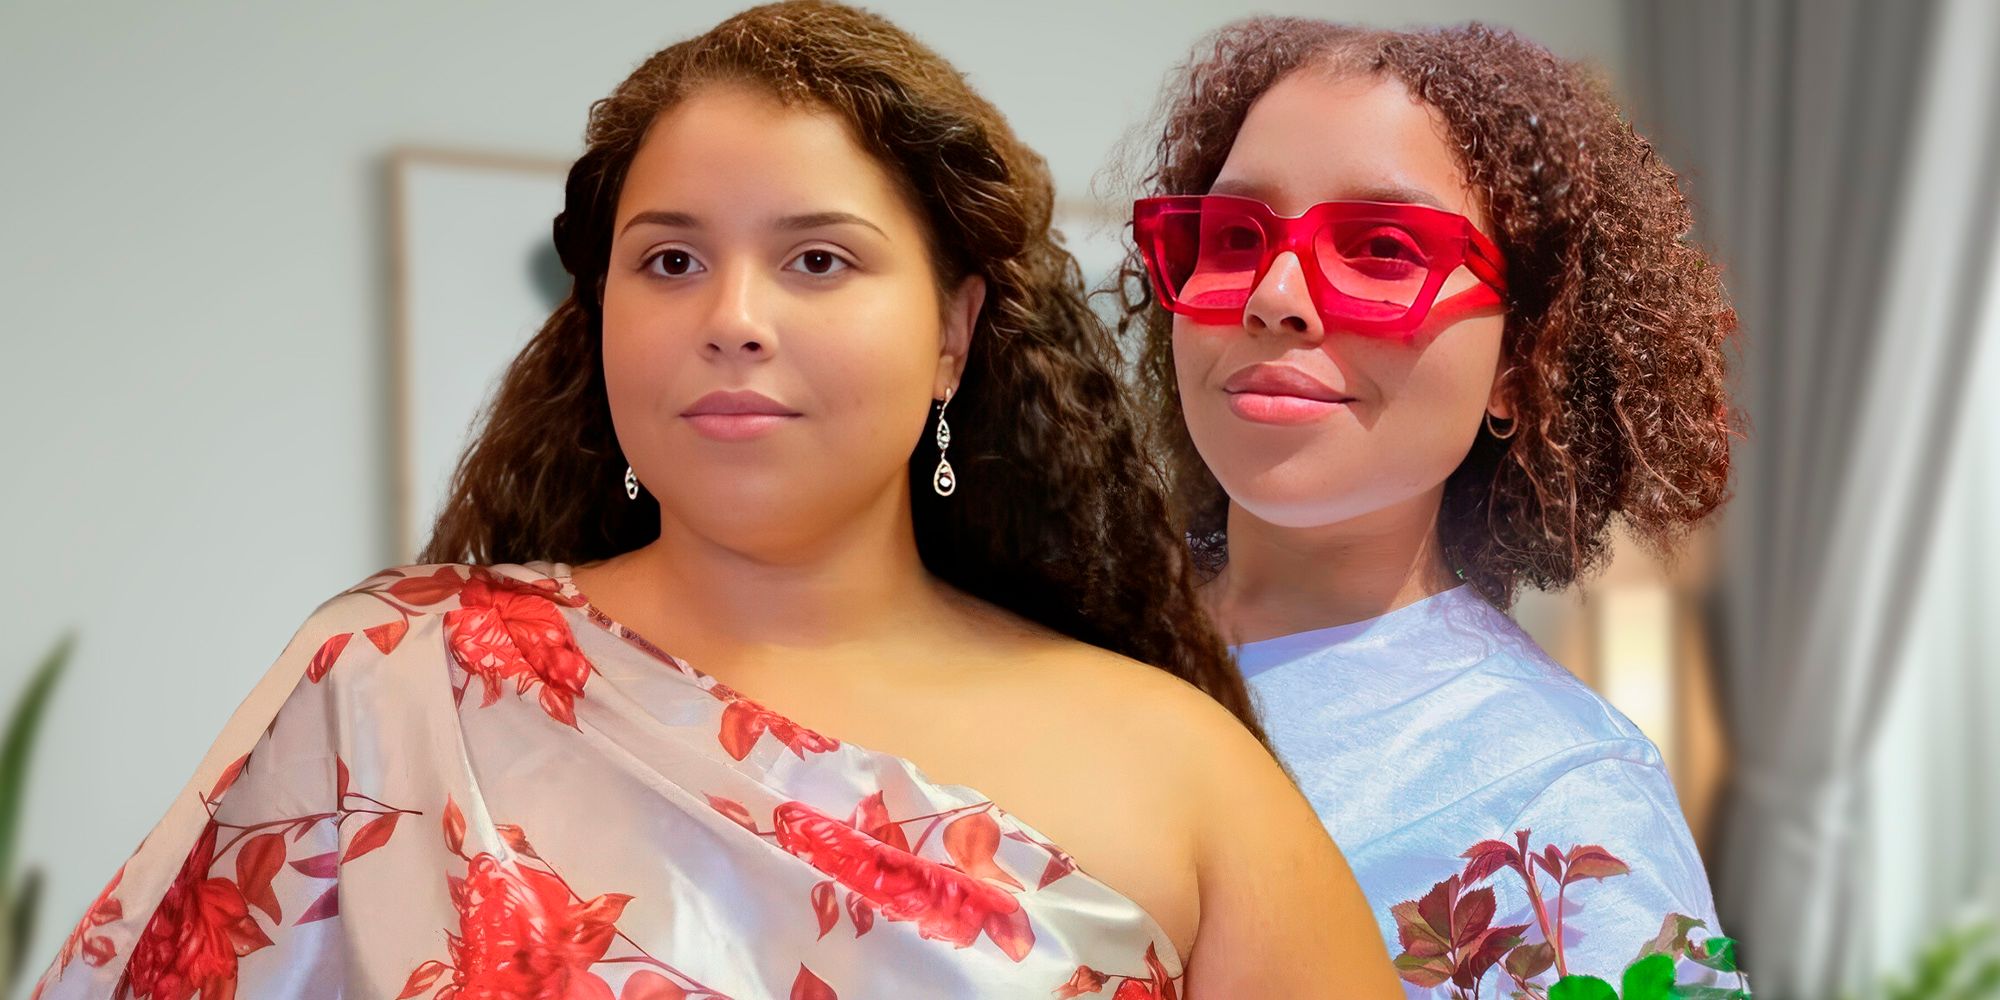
left=1486, top=364, right=1516, bottom=421
left=934, top=274, right=986, bottom=396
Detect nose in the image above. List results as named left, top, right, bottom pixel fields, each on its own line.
left=702, top=263, right=778, bottom=360
left=1242, top=251, right=1324, bottom=344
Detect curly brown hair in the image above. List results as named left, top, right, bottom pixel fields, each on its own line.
left=1119, top=19, right=1739, bottom=608
left=418, top=1, right=1261, bottom=738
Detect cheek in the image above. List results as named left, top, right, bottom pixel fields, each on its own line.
left=788, top=292, right=942, bottom=432
left=1178, top=316, right=1506, bottom=528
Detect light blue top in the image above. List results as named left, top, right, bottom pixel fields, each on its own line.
left=1238, top=586, right=1733, bottom=996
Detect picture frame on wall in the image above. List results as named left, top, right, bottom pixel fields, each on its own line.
left=389, top=148, right=571, bottom=560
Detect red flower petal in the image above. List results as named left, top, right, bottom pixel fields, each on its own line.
left=790, top=966, right=838, bottom=1000
left=706, top=794, right=758, bottom=832
left=366, top=617, right=410, bottom=655
left=308, top=632, right=353, bottom=683
left=397, top=959, right=449, bottom=999
left=845, top=890, right=875, bottom=937
left=945, top=811, right=1022, bottom=889
left=208, top=754, right=251, bottom=802
left=493, top=822, right=539, bottom=859
left=1038, top=854, right=1076, bottom=890
left=389, top=566, right=467, bottom=605
left=811, top=879, right=840, bottom=939
left=1056, top=966, right=1111, bottom=999
left=443, top=797, right=467, bottom=857
left=718, top=700, right=768, bottom=760
left=621, top=971, right=690, bottom=1000
left=1113, top=981, right=1158, bottom=1000
left=983, top=902, right=1036, bottom=962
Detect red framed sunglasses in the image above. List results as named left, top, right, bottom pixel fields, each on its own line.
left=1133, top=194, right=1509, bottom=336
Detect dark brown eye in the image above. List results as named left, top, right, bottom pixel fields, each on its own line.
left=788, top=249, right=851, bottom=276
left=650, top=249, right=701, bottom=277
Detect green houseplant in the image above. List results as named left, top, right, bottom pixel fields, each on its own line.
left=1, top=635, right=70, bottom=999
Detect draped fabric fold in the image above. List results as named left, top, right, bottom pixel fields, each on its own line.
left=31, top=562, right=1183, bottom=1000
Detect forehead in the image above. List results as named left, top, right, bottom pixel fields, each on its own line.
left=1211, top=70, right=1485, bottom=228
left=615, top=83, right=908, bottom=224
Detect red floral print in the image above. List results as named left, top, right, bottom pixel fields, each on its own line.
left=442, top=567, right=594, bottom=728
left=40, top=865, right=125, bottom=990
left=1056, top=942, right=1179, bottom=999
left=438, top=853, right=628, bottom=1000
left=710, top=683, right=840, bottom=761
left=100, top=751, right=416, bottom=1000
left=116, top=822, right=271, bottom=1000
left=403, top=798, right=732, bottom=1000
left=1388, top=829, right=1749, bottom=999
left=771, top=800, right=1035, bottom=961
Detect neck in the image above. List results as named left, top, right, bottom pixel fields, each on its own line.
left=594, top=486, right=944, bottom=657
left=1205, top=487, right=1461, bottom=644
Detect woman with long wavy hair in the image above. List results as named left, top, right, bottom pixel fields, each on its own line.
left=31, top=4, right=1397, bottom=999
left=1120, top=19, right=1746, bottom=999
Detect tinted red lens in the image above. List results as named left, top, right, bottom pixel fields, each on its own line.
left=1154, top=205, right=1264, bottom=311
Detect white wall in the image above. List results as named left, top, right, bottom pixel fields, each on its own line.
left=0, top=0, right=1625, bottom=968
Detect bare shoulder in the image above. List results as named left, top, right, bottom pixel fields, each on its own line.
left=976, top=619, right=1277, bottom=788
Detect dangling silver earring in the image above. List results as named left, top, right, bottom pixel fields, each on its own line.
left=1485, top=411, right=1518, bottom=440
left=624, top=465, right=640, bottom=500
left=932, top=388, right=957, bottom=497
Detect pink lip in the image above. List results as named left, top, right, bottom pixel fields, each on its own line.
left=681, top=390, right=802, bottom=441
left=1222, top=364, right=1355, bottom=425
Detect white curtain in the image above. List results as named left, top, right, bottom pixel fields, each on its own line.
left=1626, top=0, right=2000, bottom=995
left=1851, top=217, right=2000, bottom=988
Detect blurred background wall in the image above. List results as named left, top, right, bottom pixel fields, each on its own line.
left=2, top=2, right=1993, bottom=998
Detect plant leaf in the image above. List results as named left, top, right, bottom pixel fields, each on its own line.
left=343, top=812, right=401, bottom=862
left=1691, top=936, right=1739, bottom=973
left=1637, top=912, right=1708, bottom=963
left=235, top=833, right=287, bottom=924
left=1562, top=845, right=1632, bottom=885
left=1506, top=941, right=1557, bottom=981
left=1395, top=952, right=1457, bottom=988
left=1461, top=839, right=1521, bottom=884
left=1621, top=953, right=1676, bottom=1000
left=0, top=635, right=70, bottom=902
left=1668, top=987, right=1748, bottom=1000
left=1548, top=974, right=1617, bottom=1000
left=290, top=852, right=341, bottom=880
left=297, top=884, right=340, bottom=924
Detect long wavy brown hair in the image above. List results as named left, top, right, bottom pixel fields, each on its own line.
left=1120, top=20, right=1739, bottom=608
left=418, top=1, right=1260, bottom=737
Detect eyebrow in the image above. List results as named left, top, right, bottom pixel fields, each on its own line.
left=1207, top=178, right=1448, bottom=212
left=618, top=209, right=888, bottom=238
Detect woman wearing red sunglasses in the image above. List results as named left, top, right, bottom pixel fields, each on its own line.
left=1124, top=20, right=1744, bottom=999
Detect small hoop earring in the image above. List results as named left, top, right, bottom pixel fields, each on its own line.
left=1485, top=411, right=1518, bottom=440
left=624, top=465, right=640, bottom=500
left=932, top=388, right=957, bottom=497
